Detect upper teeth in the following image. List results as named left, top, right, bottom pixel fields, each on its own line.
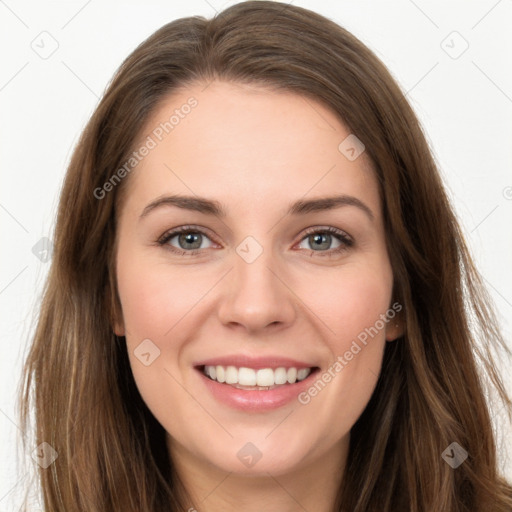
left=203, top=365, right=312, bottom=386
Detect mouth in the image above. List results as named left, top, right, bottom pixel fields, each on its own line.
left=195, top=364, right=321, bottom=391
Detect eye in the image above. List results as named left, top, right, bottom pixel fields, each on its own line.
left=296, top=226, right=353, bottom=256
left=157, top=226, right=216, bottom=255
left=156, top=225, right=353, bottom=257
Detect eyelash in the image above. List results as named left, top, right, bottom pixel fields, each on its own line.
left=156, top=225, right=354, bottom=258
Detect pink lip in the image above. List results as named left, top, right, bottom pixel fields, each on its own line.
left=196, top=367, right=320, bottom=412
left=193, top=355, right=316, bottom=370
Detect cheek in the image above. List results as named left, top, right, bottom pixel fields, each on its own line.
left=303, top=262, right=393, bottom=344
left=115, top=256, right=219, bottom=422
left=296, top=263, right=393, bottom=419
left=115, top=260, right=193, bottom=434
left=116, top=256, right=213, bottom=338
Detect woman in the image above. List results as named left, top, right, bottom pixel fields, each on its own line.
left=20, top=1, right=512, bottom=510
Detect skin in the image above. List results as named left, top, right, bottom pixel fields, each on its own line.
left=113, top=80, right=403, bottom=512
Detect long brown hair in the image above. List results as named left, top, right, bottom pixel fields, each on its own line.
left=19, top=1, right=512, bottom=510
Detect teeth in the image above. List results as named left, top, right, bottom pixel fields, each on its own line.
left=287, top=367, right=297, bottom=384
left=202, top=365, right=313, bottom=387
left=297, top=368, right=310, bottom=381
left=256, top=368, right=274, bottom=387
left=216, top=365, right=225, bottom=383
left=274, top=367, right=288, bottom=385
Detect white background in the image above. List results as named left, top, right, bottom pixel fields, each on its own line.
left=1, top=0, right=511, bottom=510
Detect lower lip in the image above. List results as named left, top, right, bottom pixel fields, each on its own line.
left=196, top=367, right=319, bottom=412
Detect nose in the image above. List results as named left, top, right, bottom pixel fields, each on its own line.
left=217, top=245, right=296, bottom=334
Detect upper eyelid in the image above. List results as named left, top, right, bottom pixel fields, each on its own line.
left=158, top=224, right=217, bottom=241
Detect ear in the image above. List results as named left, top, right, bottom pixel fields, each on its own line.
left=107, top=271, right=125, bottom=337
left=111, top=295, right=125, bottom=336
left=113, top=315, right=125, bottom=337
left=385, top=305, right=405, bottom=342
left=385, top=322, right=404, bottom=342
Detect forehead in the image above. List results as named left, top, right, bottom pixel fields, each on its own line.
left=120, top=80, right=379, bottom=218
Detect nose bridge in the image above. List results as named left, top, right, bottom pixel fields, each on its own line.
left=217, top=234, right=295, bottom=331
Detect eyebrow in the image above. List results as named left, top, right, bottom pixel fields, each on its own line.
left=140, top=194, right=374, bottom=221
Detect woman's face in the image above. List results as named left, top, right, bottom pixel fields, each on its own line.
left=114, top=80, right=400, bottom=477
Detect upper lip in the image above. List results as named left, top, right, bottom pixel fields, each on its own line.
left=194, top=355, right=318, bottom=370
